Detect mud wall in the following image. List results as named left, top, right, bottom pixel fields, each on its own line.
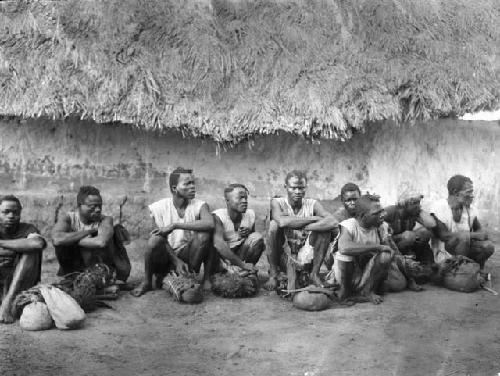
left=0, top=117, right=499, bottom=238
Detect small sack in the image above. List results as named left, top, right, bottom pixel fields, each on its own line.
left=297, top=242, right=314, bottom=266
left=39, top=286, right=85, bottom=330
left=292, top=291, right=330, bottom=311
left=384, top=262, right=407, bottom=292
left=439, top=256, right=484, bottom=293
left=20, top=302, right=54, bottom=331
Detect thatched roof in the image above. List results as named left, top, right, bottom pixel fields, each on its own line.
left=1, top=0, right=499, bottom=143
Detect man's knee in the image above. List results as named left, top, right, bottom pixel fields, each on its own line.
left=196, top=231, right=212, bottom=249
left=414, top=228, right=432, bottom=244
left=401, top=231, right=416, bottom=243
left=476, top=241, right=495, bottom=257
left=268, top=220, right=279, bottom=236
left=147, top=235, right=164, bottom=251
left=247, top=232, right=265, bottom=249
left=378, top=251, right=392, bottom=266
left=309, top=230, right=331, bottom=247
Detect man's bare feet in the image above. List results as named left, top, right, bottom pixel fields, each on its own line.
left=367, top=292, right=384, bottom=305
left=408, top=279, right=424, bottom=292
left=264, top=276, right=277, bottom=291
left=130, top=281, right=151, bottom=297
left=0, top=305, right=15, bottom=324
left=311, top=273, right=325, bottom=288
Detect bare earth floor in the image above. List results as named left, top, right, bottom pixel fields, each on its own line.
left=1, top=240, right=500, bottom=376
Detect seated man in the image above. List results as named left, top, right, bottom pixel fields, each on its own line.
left=52, top=186, right=131, bottom=283
left=430, top=175, right=494, bottom=268
left=213, top=184, right=265, bottom=272
left=384, top=189, right=436, bottom=264
left=334, top=183, right=361, bottom=222
left=0, top=195, right=46, bottom=323
left=334, top=194, right=394, bottom=304
left=325, top=183, right=361, bottom=270
left=266, top=170, right=337, bottom=290
left=132, top=167, right=215, bottom=297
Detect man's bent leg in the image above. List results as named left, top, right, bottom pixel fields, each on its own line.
left=359, top=252, right=391, bottom=304
left=309, top=231, right=331, bottom=287
left=55, top=245, right=85, bottom=276
left=265, top=220, right=285, bottom=290
left=179, top=232, right=213, bottom=287
left=0, top=253, right=40, bottom=323
left=470, top=240, right=495, bottom=269
left=335, top=259, right=354, bottom=301
left=235, top=232, right=265, bottom=265
left=131, top=235, right=171, bottom=297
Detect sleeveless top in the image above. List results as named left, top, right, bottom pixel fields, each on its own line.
left=149, top=198, right=205, bottom=252
left=430, top=199, right=478, bottom=262
left=213, top=208, right=255, bottom=248
left=336, top=218, right=390, bottom=262
left=68, top=211, right=102, bottom=231
left=274, top=197, right=317, bottom=251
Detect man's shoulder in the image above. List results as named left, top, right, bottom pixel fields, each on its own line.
left=384, top=205, right=398, bottom=220
left=339, top=217, right=357, bottom=227
left=15, top=223, right=40, bottom=238
left=429, top=199, right=449, bottom=215
left=333, top=207, right=349, bottom=222
left=212, top=208, right=227, bottom=217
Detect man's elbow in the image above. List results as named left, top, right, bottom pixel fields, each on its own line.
left=51, top=236, right=63, bottom=247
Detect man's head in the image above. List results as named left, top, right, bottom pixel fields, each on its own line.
left=284, top=170, right=307, bottom=205
left=397, top=189, right=423, bottom=217
left=169, top=167, right=195, bottom=200
left=355, top=194, right=385, bottom=228
left=340, top=183, right=361, bottom=215
left=77, top=186, right=103, bottom=223
left=224, top=184, right=249, bottom=214
left=0, top=195, right=22, bottom=230
left=447, top=175, right=474, bottom=207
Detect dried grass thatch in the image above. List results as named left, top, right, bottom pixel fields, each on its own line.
left=0, top=0, right=499, bottom=143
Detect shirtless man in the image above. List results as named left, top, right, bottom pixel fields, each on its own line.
left=266, top=170, right=337, bottom=290
left=384, top=190, right=436, bottom=264
left=132, top=168, right=215, bottom=297
left=0, top=195, right=46, bottom=323
left=52, top=186, right=130, bottom=282
left=430, top=175, right=494, bottom=268
left=213, top=184, right=264, bottom=272
left=335, top=194, right=394, bottom=304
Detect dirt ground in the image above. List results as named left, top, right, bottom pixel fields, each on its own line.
left=1, top=240, right=500, bottom=376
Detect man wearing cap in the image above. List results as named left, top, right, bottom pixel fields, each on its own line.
left=384, top=189, right=437, bottom=264
left=430, top=175, right=494, bottom=268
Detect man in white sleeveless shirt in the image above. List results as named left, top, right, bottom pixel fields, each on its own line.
left=266, top=170, right=337, bottom=290
left=430, top=175, right=494, bottom=268
left=131, top=168, right=215, bottom=297
left=52, top=186, right=130, bottom=280
left=335, top=194, right=394, bottom=304
left=213, top=184, right=264, bottom=272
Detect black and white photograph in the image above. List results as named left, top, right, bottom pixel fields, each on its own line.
left=0, top=1, right=499, bottom=375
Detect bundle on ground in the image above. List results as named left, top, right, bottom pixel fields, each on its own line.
left=163, top=273, right=203, bottom=304
left=435, top=255, right=485, bottom=292
left=211, top=272, right=259, bottom=298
